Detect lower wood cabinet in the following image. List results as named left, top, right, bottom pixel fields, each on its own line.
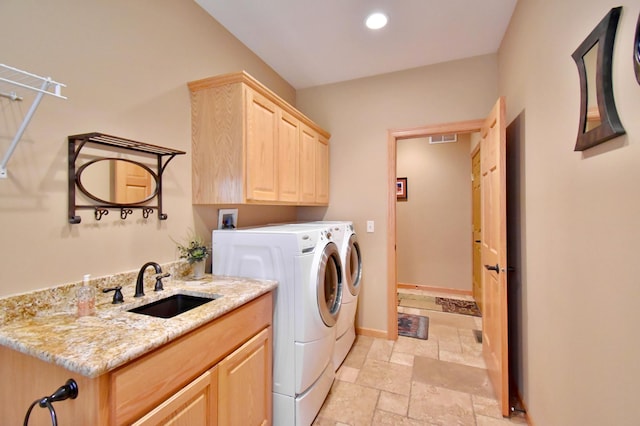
left=134, top=327, right=271, bottom=426
left=0, top=292, right=273, bottom=426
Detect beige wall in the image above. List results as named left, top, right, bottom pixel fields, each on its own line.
left=499, top=0, right=640, bottom=423
left=396, top=135, right=472, bottom=291
left=297, top=55, right=498, bottom=332
left=0, top=0, right=297, bottom=296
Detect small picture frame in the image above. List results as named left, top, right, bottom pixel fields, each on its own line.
left=396, top=177, right=408, bottom=201
left=217, top=208, right=238, bottom=229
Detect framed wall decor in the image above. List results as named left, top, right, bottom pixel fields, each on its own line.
left=634, top=11, right=640, bottom=85
left=396, top=177, right=408, bottom=201
left=571, top=6, right=625, bottom=151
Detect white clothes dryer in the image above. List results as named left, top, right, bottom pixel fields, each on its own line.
left=285, top=221, right=362, bottom=370
left=211, top=224, right=343, bottom=426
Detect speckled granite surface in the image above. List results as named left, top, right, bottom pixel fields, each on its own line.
left=0, top=262, right=276, bottom=378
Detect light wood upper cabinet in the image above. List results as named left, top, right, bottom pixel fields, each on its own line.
left=277, top=110, right=300, bottom=203
left=246, top=90, right=279, bottom=202
left=188, top=71, right=330, bottom=206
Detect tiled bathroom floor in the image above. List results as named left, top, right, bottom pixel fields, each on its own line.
left=313, top=290, right=528, bottom=425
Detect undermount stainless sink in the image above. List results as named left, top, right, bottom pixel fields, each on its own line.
left=129, top=294, right=219, bottom=318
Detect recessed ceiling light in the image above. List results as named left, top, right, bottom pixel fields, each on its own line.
left=366, top=12, right=388, bottom=30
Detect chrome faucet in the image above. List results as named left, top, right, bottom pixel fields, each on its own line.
left=135, top=262, right=170, bottom=298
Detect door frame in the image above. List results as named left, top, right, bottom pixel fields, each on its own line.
left=386, top=119, right=485, bottom=339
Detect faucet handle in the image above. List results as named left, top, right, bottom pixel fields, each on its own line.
left=103, top=286, right=124, bottom=304
left=154, top=273, right=170, bottom=292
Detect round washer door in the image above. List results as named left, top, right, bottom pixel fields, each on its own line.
left=316, top=241, right=343, bottom=327
left=345, top=234, right=363, bottom=296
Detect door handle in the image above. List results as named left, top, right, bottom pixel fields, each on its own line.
left=475, top=240, right=481, bottom=243
left=484, top=264, right=500, bottom=273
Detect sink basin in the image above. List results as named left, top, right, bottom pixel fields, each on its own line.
left=129, top=294, right=218, bottom=318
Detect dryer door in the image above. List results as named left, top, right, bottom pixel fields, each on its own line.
left=316, top=241, right=343, bottom=327
left=345, top=233, right=362, bottom=297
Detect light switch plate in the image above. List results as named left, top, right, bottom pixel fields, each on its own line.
left=366, top=220, right=374, bottom=233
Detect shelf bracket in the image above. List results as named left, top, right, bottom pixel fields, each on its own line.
left=0, top=64, right=66, bottom=179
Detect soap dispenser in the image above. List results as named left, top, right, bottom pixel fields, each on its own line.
left=77, top=274, right=95, bottom=317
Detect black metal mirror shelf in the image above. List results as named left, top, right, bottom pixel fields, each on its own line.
left=68, top=132, right=185, bottom=224
left=571, top=6, right=625, bottom=151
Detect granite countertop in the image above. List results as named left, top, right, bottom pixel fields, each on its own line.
left=0, top=274, right=277, bottom=378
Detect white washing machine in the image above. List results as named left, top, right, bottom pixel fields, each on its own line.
left=211, top=224, right=343, bottom=426
left=298, top=221, right=362, bottom=370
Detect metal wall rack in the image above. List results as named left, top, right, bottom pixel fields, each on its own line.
left=0, top=64, right=66, bottom=179
left=68, top=132, right=185, bottom=224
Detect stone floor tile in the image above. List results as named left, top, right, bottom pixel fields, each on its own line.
left=472, top=394, right=503, bottom=418
left=367, top=338, right=394, bottom=361
left=412, top=355, right=494, bottom=398
left=390, top=350, right=414, bottom=366
left=393, top=335, right=439, bottom=359
left=408, top=382, right=475, bottom=425
left=336, top=365, right=359, bottom=383
left=342, top=335, right=373, bottom=369
left=357, top=358, right=413, bottom=396
left=430, top=324, right=463, bottom=353
left=317, top=290, right=526, bottom=425
left=377, top=390, right=409, bottom=416
left=476, top=414, right=529, bottom=425
left=460, top=333, right=483, bottom=355
left=439, top=348, right=486, bottom=369
left=427, top=309, right=479, bottom=329
left=315, top=380, right=379, bottom=426
left=372, top=409, right=433, bottom=425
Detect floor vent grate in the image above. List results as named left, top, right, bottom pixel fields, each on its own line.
left=473, top=329, right=483, bottom=343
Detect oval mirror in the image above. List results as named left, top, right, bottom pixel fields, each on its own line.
left=76, top=158, right=158, bottom=205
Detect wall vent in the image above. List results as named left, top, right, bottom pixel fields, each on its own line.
left=429, top=133, right=457, bottom=144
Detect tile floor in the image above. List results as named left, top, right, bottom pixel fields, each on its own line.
left=313, top=289, right=528, bottom=425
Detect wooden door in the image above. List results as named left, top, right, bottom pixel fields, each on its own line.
left=480, top=97, right=509, bottom=416
left=246, top=89, right=278, bottom=201
left=114, top=160, right=153, bottom=204
left=132, top=367, right=218, bottom=426
left=472, top=149, right=483, bottom=312
left=218, top=327, right=272, bottom=426
left=278, top=110, right=300, bottom=202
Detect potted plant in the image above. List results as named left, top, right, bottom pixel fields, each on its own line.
left=173, top=232, right=210, bottom=278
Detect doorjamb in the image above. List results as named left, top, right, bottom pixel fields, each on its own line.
left=386, top=119, right=485, bottom=339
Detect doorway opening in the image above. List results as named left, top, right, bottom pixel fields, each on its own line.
left=386, top=119, right=484, bottom=339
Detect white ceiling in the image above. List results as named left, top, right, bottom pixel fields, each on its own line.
left=195, top=0, right=518, bottom=89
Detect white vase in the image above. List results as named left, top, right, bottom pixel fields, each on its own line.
left=192, top=260, right=205, bottom=279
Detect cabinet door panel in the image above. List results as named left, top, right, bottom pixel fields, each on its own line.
left=278, top=110, right=300, bottom=202
left=246, top=90, right=278, bottom=201
left=299, top=124, right=317, bottom=203
left=315, top=136, right=329, bottom=204
left=133, top=367, right=218, bottom=426
left=218, top=327, right=272, bottom=426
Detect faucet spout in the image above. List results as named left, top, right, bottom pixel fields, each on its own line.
left=135, top=262, right=166, bottom=298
